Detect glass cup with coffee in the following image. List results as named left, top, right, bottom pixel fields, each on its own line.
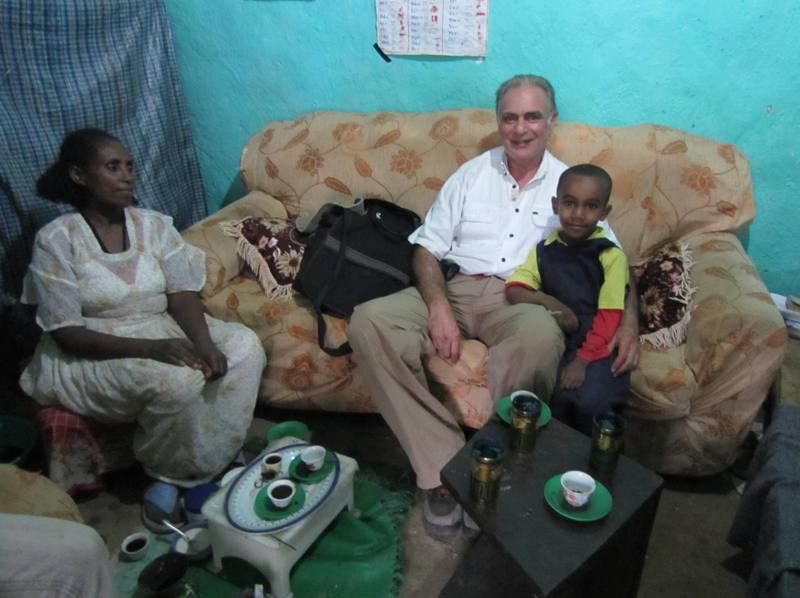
left=589, top=411, right=625, bottom=474
left=470, top=439, right=505, bottom=505
left=509, top=390, right=542, bottom=451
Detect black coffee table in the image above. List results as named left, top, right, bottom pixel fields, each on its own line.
left=440, top=418, right=663, bottom=598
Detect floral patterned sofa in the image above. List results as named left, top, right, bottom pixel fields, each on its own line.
left=181, top=109, right=786, bottom=476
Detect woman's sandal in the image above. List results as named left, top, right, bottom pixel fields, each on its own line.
left=142, top=481, right=185, bottom=534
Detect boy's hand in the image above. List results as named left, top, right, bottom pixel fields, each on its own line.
left=554, top=307, right=579, bottom=334
left=560, top=357, right=588, bottom=389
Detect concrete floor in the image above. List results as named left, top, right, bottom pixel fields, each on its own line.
left=78, top=408, right=753, bottom=598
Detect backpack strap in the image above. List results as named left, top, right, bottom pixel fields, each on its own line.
left=311, top=209, right=353, bottom=356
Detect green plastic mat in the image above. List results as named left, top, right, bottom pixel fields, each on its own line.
left=114, top=473, right=414, bottom=597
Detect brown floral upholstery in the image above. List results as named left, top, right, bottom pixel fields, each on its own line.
left=182, top=110, right=786, bottom=476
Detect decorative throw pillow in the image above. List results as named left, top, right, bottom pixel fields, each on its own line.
left=632, top=242, right=696, bottom=348
left=220, top=217, right=307, bottom=300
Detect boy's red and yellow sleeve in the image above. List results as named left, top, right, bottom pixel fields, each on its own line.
left=577, top=247, right=629, bottom=362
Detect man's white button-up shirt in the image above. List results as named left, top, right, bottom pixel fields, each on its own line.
left=409, top=147, right=617, bottom=280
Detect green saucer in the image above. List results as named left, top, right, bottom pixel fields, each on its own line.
left=543, top=474, right=612, bottom=522
left=496, top=395, right=551, bottom=427
left=253, top=483, right=307, bottom=521
left=265, top=420, right=310, bottom=443
left=289, top=452, right=335, bottom=484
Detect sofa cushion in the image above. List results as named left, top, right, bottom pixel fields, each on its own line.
left=221, top=216, right=306, bottom=301
left=198, top=272, right=493, bottom=428
left=633, top=242, right=696, bottom=348
left=240, top=112, right=757, bottom=264
left=181, top=191, right=289, bottom=298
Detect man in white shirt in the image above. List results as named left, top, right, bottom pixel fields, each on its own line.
left=348, top=74, right=639, bottom=539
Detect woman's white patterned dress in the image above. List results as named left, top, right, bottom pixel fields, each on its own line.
left=20, top=207, right=266, bottom=486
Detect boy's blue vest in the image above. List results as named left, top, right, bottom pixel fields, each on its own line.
left=536, top=235, right=617, bottom=356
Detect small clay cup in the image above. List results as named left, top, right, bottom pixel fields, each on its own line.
left=260, top=452, right=283, bottom=480
left=267, top=479, right=296, bottom=509
left=120, top=531, right=150, bottom=561
left=300, top=445, right=326, bottom=472
left=560, top=470, right=596, bottom=508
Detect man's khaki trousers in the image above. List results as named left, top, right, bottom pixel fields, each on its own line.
left=348, top=274, right=564, bottom=489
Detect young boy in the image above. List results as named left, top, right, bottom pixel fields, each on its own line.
left=505, top=163, right=630, bottom=434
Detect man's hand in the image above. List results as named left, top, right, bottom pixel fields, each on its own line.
left=610, top=270, right=641, bottom=375
left=609, top=323, right=640, bottom=375
left=428, top=300, right=461, bottom=363
left=413, top=246, right=461, bottom=363
left=560, top=357, right=587, bottom=389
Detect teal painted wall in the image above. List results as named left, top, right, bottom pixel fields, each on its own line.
left=164, top=0, right=799, bottom=295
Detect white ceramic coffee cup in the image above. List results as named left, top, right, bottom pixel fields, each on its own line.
left=560, top=470, right=596, bottom=508
left=267, top=479, right=296, bottom=509
left=300, top=445, right=326, bottom=472
left=120, top=531, right=150, bottom=561
left=261, top=452, right=283, bottom=478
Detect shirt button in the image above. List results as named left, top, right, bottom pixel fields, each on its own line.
left=501, top=258, right=506, bottom=262
left=512, top=184, right=517, bottom=188
left=509, top=233, right=514, bottom=238
left=515, top=208, right=520, bottom=213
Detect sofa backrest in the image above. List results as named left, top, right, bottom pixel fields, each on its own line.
left=240, top=109, right=754, bottom=263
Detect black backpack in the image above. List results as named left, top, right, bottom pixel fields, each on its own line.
left=293, top=198, right=422, bottom=356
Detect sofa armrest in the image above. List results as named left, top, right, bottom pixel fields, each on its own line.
left=631, top=232, right=786, bottom=421
left=182, top=191, right=289, bottom=298
left=683, top=232, right=786, bottom=413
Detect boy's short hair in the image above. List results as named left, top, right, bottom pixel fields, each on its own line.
left=557, top=164, right=613, bottom=205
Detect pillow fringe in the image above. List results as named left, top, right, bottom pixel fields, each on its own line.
left=673, top=242, right=696, bottom=305
left=639, top=242, right=697, bottom=348
left=221, top=218, right=295, bottom=301
left=219, top=219, right=244, bottom=238
left=639, top=305, right=695, bottom=348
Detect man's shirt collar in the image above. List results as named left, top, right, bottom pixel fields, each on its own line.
left=495, top=148, right=552, bottom=185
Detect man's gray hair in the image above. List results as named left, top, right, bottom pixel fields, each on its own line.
left=495, top=74, right=557, bottom=117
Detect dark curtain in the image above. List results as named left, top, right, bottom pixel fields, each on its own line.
left=0, top=0, right=207, bottom=305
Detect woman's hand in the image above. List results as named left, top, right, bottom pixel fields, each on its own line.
left=145, top=338, right=207, bottom=372
left=195, top=342, right=228, bottom=381
left=166, top=292, right=226, bottom=379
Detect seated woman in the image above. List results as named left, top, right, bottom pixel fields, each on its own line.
left=19, top=128, right=266, bottom=528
